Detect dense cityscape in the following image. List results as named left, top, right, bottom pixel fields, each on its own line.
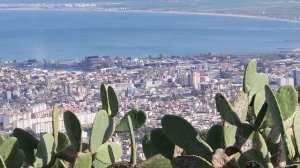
left=1, top=0, right=300, bottom=167
left=0, top=52, right=300, bottom=159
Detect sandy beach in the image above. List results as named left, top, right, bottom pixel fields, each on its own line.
left=0, top=6, right=300, bottom=24
left=126, top=9, right=300, bottom=23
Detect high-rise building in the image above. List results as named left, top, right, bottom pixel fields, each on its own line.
left=177, top=71, right=201, bottom=89
left=190, top=71, right=201, bottom=89
left=278, top=77, right=294, bottom=86
left=6, top=91, right=11, bottom=100
left=293, top=69, right=300, bottom=87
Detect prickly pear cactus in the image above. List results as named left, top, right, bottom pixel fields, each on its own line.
left=128, top=115, right=137, bottom=165
left=93, top=159, right=110, bottom=168
left=142, top=133, right=159, bottom=159
left=95, top=142, right=122, bottom=164
left=286, top=128, right=296, bottom=159
left=115, top=109, right=147, bottom=133
left=101, top=84, right=109, bottom=114
left=12, top=128, right=38, bottom=165
left=243, top=59, right=269, bottom=103
left=107, top=86, right=119, bottom=117
left=0, top=156, right=5, bottom=168
left=215, top=93, right=240, bottom=148
left=101, top=84, right=119, bottom=117
left=161, top=115, right=213, bottom=161
left=265, top=85, right=297, bottom=162
left=253, top=102, right=268, bottom=130
left=253, top=92, right=274, bottom=129
left=235, top=128, right=273, bottom=168
left=56, top=132, right=71, bottom=152
left=0, top=137, right=22, bottom=168
left=90, top=110, right=111, bottom=153
left=74, top=152, right=92, bottom=168
left=231, top=91, right=248, bottom=122
left=53, top=105, right=59, bottom=150
left=265, top=85, right=286, bottom=134
left=206, top=124, right=225, bottom=150
left=150, top=128, right=175, bottom=160
left=171, top=155, right=212, bottom=168
left=274, top=86, right=298, bottom=121
left=64, top=111, right=82, bottom=152
left=223, top=122, right=237, bottom=147
left=0, top=135, right=4, bottom=145
left=212, top=149, right=239, bottom=168
left=293, top=112, right=300, bottom=156
left=215, top=93, right=241, bottom=126
left=35, top=134, right=55, bottom=167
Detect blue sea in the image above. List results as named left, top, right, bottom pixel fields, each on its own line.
left=0, top=10, right=300, bottom=60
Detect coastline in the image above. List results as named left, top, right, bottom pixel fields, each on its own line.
left=0, top=7, right=299, bottom=24
left=127, top=10, right=300, bottom=24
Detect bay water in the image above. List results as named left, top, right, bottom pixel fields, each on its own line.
left=0, top=10, right=300, bottom=60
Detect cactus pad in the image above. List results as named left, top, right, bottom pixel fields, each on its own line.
left=10, top=149, right=25, bottom=168
left=253, top=92, right=274, bottom=129
left=150, top=128, right=175, bottom=160
left=53, top=105, right=59, bottom=150
left=93, top=159, right=110, bottom=168
left=115, top=109, right=147, bottom=133
left=35, top=134, right=55, bottom=167
left=215, top=93, right=241, bottom=126
left=274, top=85, right=298, bottom=121
left=206, top=124, right=225, bottom=150
left=286, top=128, right=296, bottom=159
left=0, top=156, right=5, bottom=168
left=243, top=59, right=269, bottom=103
left=265, top=85, right=285, bottom=134
left=57, top=132, right=71, bottom=152
left=142, top=133, right=159, bottom=159
left=265, top=85, right=296, bottom=161
left=100, top=84, right=119, bottom=117
left=101, top=84, right=109, bottom=115
left=161, top=115, right=213, bottom=161
left=74, top=152, right=92, bottom=168
left=64, top=111, right=82, bottom=152
left=223, top=122, right=237, bottom=147
left=12, top=128, right=38, bottom=165
left=293, top=112, right=300, bottom=156
left=95, top=142, right=122, bottom=164
left=90, top=110, right=110, bottom=153
left=107, top=86, right=119, bottom=117
left=0, top=137, right=19, bottom=168
left=253, top=102, right=268, bottom=130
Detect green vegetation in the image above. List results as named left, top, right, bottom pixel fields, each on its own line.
left=1, top=84, right=147, bottom=168
left=1, top=59, right=300, bottom=167
left=142, top=59, right=300, bottom=168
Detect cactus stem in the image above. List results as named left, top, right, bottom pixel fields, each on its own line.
left=45, top=153, right=57, bottom=168
left=128, top=115, right=136, bottom=165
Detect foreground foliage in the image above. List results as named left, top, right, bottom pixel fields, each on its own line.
left=142, top=59, right=300, bottom=168
left=1, top=84, right=147, bottom=168
left=1, top=59, right=300, bottom=168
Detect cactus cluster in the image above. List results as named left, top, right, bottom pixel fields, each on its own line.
left=2, top=59, right=300, bottom=168
left=142, top=59, right=300, bottom=168
left=0, top=84, right=147, bottom=168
